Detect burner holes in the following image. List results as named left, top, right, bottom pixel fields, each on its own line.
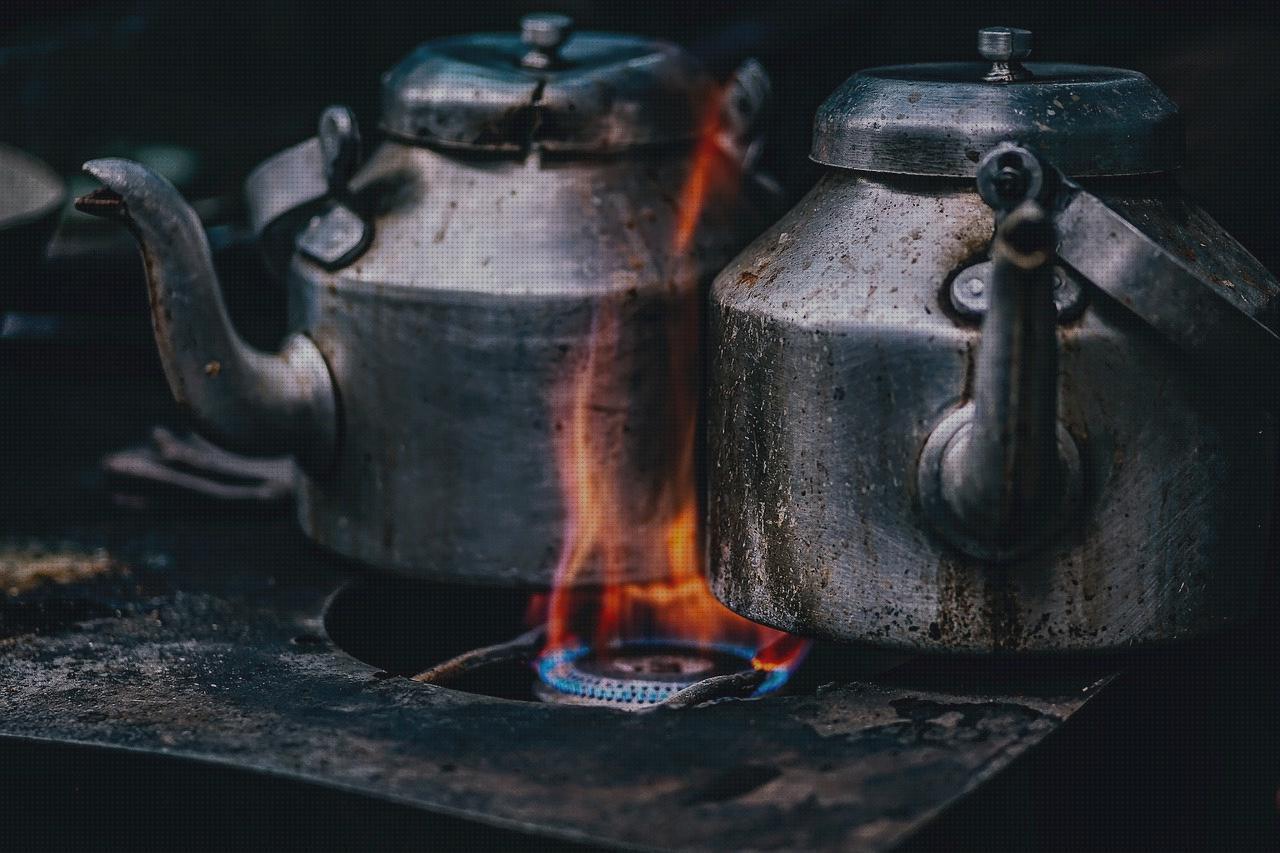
left=612, top=653, right=714, bottom=677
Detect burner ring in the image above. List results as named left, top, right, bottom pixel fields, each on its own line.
left=534, top=640, right=767, bottom=709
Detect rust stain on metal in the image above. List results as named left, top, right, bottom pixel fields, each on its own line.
left=934, top=555, right=976, bottom=646
left=73, top=187, right=125, bottom=216
left=138, top=242, right=190, bottom=405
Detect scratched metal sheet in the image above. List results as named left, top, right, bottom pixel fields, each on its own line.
left=0, top=528, right=1106, bottom=851
left=0, top=378, right=1109, bottom=850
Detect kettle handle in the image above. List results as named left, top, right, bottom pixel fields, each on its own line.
left=921, top=141, right=1278, bottom=559
left=244, top=137, right=327, bottom=244
left=245, top=105, right=370, bottom=276
left=718, top=59, right=771, bottom=172
left=1019, top=146, right=1280, bottom=405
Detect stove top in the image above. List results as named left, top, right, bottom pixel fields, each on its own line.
left=7, top=374, right=1280, bottom=851
left=0, top=376, right=1126, bottom=851
left=0, top=560, right=1100, bottom=845
left=0, top=530, right=1106, bottom=850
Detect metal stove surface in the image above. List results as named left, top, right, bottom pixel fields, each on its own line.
left=0, top=377, right=1109, bottom=850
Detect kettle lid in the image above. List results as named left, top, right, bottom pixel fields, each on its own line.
left=812, top=27, right=1184, bottom=177
left=381, top=13, right=716, bottom=153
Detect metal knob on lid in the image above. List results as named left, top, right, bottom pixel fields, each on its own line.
left=979, top=26, right=1033, bottom=82
left=521, top=13, right=574, bottom=69
left=978, top=27, right=1032, bottom=62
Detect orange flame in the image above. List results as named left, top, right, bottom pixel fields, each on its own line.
left=540, top=87, right=808, bottom=685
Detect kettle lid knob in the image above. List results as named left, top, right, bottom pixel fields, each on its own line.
left=978, top=26, right=1033, bottom=82
left=521, top=13, right=575, bottom=68
left=978, top=27, right=1033, bottom=63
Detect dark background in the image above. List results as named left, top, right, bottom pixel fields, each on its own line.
left=3, top=0, right=1279, bottom=267
left=4, top=0, right=1279, bottom=359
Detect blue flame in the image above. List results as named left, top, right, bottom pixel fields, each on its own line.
left=536, top=639, right=798, bottom=707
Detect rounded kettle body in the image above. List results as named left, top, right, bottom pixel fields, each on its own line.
left=297, top=141, right=747, bottom=585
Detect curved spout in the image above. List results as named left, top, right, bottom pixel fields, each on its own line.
left=919, top=201, right=1079, bottom=559
left=78, top=159, right=337, bottom=469
left=947, top=202, right=1061, bottom=534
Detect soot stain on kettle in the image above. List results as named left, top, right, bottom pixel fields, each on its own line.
left=934, top=555, right=979, bottom=648
left=753, top=345, right=820, bottom=625
left=709, top=310, right=822, bottom=632
left=981, top=566, right=1025, bottom=652
left=933, top=552, right=1029, bottom=652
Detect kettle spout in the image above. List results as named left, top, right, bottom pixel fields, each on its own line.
left=79, top=158, right=337, bottom=469
left=918, top=201, right=1080, bottom=560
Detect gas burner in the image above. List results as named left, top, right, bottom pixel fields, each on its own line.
left=533, top=641, right=783, bottom=709
left=323, top=578, right=876, bottom=708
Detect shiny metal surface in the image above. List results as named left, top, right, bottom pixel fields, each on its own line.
left=1055, top=177, right=1280, bottom=395
left=918, top=198, right=1082, bottom=560
left=811, top=29, right=1183, bottom=176
left=296, top=203, right=369, bottom=270
left=296, top=105, right=372, bottom=270
left=88, top=140, right=760, bottom=584
left=948, top=261, right=1087, bottom=321
left=519, top=12, right=574, bottom=69
left=977, top=27, right=1032, bottom=63
left=317, top=104, right=361, bottom=191
left=380, top=20, right=715, bottom=153
left=977, top=26, right=1033, bottom=83
left=710, top=169, right=1276, bottom=651
left=77, top=159, right=338, bottom=470
left=244, top=137, right=326, bottom=238
left=245, top=105, right=370, bottom=274
left=293, top=142, right=757, bottom=584
left=83, top=17, right=769, bottom=586
left=712, top=27, right=1278, bottom=652
left=981, top=142, right=1280, bottom=403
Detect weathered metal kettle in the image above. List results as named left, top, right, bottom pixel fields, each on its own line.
left=710, top=27, right=1280, bottom=651
left=79, top=14, right=769, bottom=586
